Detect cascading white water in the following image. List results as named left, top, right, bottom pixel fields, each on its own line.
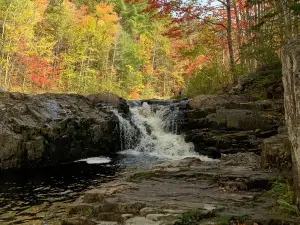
left=114, top=102, right=212, bottom=161
left=113, top=110, right=137, bottom=151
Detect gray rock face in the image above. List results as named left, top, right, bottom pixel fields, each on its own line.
left=0, top=92, right=127, bottom=170
left=207, top=108, right=274, bottom=131
left=261, top=132, right=291, bottom=170
left=179, top=95, right=283, bottom=158
left=282, top=39, right=300, bottom=206
left=188, top=94, right=242, bottom=111
left=220, top=152, right=261, bottom=169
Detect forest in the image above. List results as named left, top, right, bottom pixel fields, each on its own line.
left=0, top=0, right=299, bottom=99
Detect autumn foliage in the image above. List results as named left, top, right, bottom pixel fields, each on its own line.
left=0, top=0, right=297, bottom=98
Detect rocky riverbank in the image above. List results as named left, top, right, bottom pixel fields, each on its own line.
left=177, top=94, right=285, bottom=160
left=1, top=65, right=298, bottom=224
left=62, top=156, right=298, bottom=225
left=60, top=69, right=298, bottom=225
left=0, top=92, right=128, bottom=170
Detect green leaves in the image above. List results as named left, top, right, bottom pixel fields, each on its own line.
left=288, top=2, right=300, bottom=14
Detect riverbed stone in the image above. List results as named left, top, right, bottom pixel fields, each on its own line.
left=97, top=222, right=119, bottom=225
left=220, top=152, right=261, bottom=169
left=84, top=189, right=107, bottom=203
left=63, top=157, right=297, bottom=224
left=125, top=216, right=160, bottom=225
left=146, top=213, right=170, bottom=221
left=87, top=92, right=129, bottom=114
left=61, top=217, right=98, bottom=225
left=67, top=203, right=95, bottom=217
left=207, top=109, right=273, bottom=131
left=188, top=95, right=242, bottom=111
left=122, top=214, right=134, bottom=220
left=140, top=207, right=156, bottom=216
left=179, top=91, right=283, bottom=159
left=261, top=133, right=291, bottom=170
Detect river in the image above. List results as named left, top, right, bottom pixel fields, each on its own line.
left=0, top=101, right=212, bottom=224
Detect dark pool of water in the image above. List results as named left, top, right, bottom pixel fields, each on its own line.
left=0, top=158, right=121, bottom=220
left=0, top=152, right=167, bottom=224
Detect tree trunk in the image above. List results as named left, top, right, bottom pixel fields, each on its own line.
left=293, top=0, right=299, bottom=35
left=233, top=0, right=243, bottom=66
left=282, top=39, right=300, bottom=207
left=110, top=27, right=120, bottom=91
left=226, top=0, right=235, bottom=70
left=278, top=0, right=292, bottom=38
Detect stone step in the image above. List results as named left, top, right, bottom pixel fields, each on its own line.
left=61, top=217, right=119, bottom=225
left=67, top=201, right=146, bottom=218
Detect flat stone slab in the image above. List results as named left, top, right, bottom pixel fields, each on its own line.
left=125, top=217, right=160, bottom=225
left=64, top=158, right=297, bottom=225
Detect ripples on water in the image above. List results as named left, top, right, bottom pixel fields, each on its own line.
left=0, top=101, right=209, bottom=224
left=0, top=158, right=120, bottom=224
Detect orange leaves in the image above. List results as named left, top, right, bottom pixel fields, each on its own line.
left=75, top=5, right=89, bottom=24
left=96, top=3, right=114, bottom=15
left=130, top=91, right=139, bottom=100
left=185, top=56, right=211, bottom=78
left=69, top=2, right=119, bottom=34
left=62, top=1, right=119, bottom=38
left=96, top=3, right=119, bottom=23
left=33, top=0, right=48, bottom=16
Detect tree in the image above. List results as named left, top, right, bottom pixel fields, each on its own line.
left=0, top=0, right=39, bottom=88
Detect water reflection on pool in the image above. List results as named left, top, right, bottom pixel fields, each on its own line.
left=0, top=157, right=120, bottom=224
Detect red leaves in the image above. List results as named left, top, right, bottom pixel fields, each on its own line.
left=18, top=55, right=63, bottom=90
left=185, top=56, right=211, bottom=78
left=142, top=0, right=203, bottom=23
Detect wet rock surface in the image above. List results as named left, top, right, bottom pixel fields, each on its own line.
left=0, top=92, right=127, bottom=169
left=261, top=131, right=291, bottom=170
left=63, top=157, right=297, bottom=225
left=177, top=94, right=284, bottom=158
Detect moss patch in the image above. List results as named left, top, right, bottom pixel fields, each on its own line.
left=174, top=209, right=215, bottom=225
left=266, top=180, right=299, bottom=216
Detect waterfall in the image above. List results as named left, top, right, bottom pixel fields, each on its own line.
left=113, top=110, right=138, bottom=151
left=114, top=101, right=212, bottom=161
left=156, top=104, right=179, bottom=134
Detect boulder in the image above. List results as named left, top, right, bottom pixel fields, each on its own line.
left=180, top=93, right=282, bottom=159
left=229, top=74, right=254, bottom=94
left=220, top=152, right=261, bottom=169
left=207, top=109, right=274, bottom=131
left=188, top=95, right=242, bottom=112
left=0, top=92, right=126, bottom=170
left=87, top=92, right=129, bottom=114
left=282, top=38, right=300, bottom=206
left=261, top=133, right=291, bottom=170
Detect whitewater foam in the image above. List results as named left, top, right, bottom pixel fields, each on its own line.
left=116, top=102, right=213, bottom=161
left=76, top=157, right=111, bottom=164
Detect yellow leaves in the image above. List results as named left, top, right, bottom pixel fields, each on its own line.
left=60, top=1, right=119, bottom=43
left=65, top=0, right=77, bottom=15
left=33, top=0, right=48, bottom=16
left=70, top=2, right=119, bottom=37
left=95, top=3, right=119, bottom=23
left=96, top=3, right=114, bottom=15
left=137, top=34, right=153, bottom=60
